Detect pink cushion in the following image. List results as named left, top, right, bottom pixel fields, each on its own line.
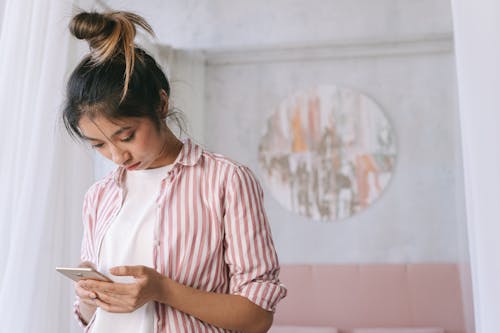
left=269, top=326, right=338, bottom=333
left=274, top=264, right=465, bottom=333
left=351, top=329, right=444, bottom=333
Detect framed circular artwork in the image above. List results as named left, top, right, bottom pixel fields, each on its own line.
left=258, top=85, right=397, bottom=221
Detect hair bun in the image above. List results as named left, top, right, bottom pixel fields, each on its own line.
left=69, top=12, right=114, bottom=41
left=69, top=10, right=155, bottom=102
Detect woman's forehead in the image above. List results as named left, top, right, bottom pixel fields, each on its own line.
left=78, top=115, right=140, bottom=140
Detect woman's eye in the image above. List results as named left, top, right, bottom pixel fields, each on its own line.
left=92, top=143, right=104, bottom=149
left=122, top=133, right=135, bottom=142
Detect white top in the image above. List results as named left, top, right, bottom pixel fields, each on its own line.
left=92, top=163, right=173, bottom=333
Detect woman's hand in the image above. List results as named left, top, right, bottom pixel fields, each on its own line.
left=75, top=280, right=99, bottom=307
left=74, top=261, right=99, bottom=324
left=75, top=261, right=99, bottom=306
left=78, top=265, right=165, bottom=313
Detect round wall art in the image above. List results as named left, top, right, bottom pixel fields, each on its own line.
left=258, top=85, right=397, bottom=221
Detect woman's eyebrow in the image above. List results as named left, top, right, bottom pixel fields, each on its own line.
left=82, top=126, right=133, bottom=141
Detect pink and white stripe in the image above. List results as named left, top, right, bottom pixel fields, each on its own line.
left=74, top=138, right=287, bottom=332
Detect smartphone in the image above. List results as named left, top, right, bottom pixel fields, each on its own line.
left=56, top=267, right=113, bottom=282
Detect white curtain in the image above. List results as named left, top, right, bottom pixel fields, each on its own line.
left=451, top=0, right=500, bottom=332
left=0, top=1, right=6, bottom=31
left=0, top=0, right=94, bottom=332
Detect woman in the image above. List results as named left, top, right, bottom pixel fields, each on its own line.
left=63, top=10, right=286, bottom=333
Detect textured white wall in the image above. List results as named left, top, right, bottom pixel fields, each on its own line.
left=99, top=0, right=466, bottom=263
left=102, top=0, right=452, bottom=48
left=204, top=45, right=462, bottom=264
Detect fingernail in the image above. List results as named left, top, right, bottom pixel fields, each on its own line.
left=89, top=293, right=96, bottom=299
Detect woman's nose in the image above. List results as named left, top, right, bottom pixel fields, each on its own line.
left=110, top=145, right=130, bottom=165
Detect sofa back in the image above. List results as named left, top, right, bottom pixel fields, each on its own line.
left=274, top=264, right=466, bottom=333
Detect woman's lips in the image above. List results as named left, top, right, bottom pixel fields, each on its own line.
left=126, top=162, right=141, bottom=170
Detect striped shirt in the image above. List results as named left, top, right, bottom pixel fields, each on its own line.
left=74, top=138, right=287, bottom=332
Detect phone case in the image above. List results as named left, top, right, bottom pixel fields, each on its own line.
left=56, top=267, right=113, bottom=282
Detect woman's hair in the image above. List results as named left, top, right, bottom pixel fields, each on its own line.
left=63, top=11, right=181, bottom=140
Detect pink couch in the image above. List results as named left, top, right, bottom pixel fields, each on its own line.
left=272, top=264, right=466, bottom=333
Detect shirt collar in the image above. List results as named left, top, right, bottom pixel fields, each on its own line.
left=111, top=138, right=203, bottom=187
left=176, top=137, right=203, bottom=167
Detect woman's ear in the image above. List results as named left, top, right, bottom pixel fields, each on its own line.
left=158, top=89, right=169, bottom=119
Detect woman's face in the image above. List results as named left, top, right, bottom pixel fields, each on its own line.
left=78, top=115, right=177, bottom=170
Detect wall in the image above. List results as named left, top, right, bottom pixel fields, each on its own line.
left=101, top=0, right=453, bottom=48
left=101, top=0, right=468, bottom=270
left=102, top=0, right=464, bottom=262
left=203, top=37, right=461, bottom=264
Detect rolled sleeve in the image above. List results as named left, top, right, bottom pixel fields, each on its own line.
left=223, top=165, right=287, bottom=312
left=234, top=277, right=287, bottom=312
left=72, top=189, right=96, bottom=329
left=73, top=298, right=88, bottom=328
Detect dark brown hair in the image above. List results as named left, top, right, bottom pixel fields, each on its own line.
left=63, top=11, right=180, bottom=140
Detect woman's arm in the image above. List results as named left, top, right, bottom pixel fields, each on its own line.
left=157, top=273, right=273, bottom=333
left=75, top=295, right=97, bottom=325
left=79, top=266, right=273, bottom=333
